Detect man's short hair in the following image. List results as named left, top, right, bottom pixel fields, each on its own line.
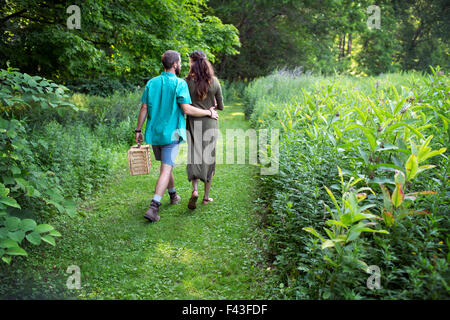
left=162, top=50, right=181, bottom=70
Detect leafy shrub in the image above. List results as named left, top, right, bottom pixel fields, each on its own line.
left=0, top=69, right=79, bottom=264
left=247, top=67, right=449, bottom=299
left=0, top=67, right=76, bottom=123
left=31, top=121, right=113, bottom=200
left=220, top=80, right=247, bottom=104
left=0, top=68, right=137, bottom=265
left=72, top=90, right=141, bottom=128
left=65, top=77, right=141, bottom=97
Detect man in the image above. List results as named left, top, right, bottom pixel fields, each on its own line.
left=135, top=50, right=218, bottom=222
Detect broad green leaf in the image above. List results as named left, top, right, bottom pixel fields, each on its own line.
left=0, top=238, right=19, bottom=248
left=374, top=163, right=404, bottom=171
left=326, top=220, right=348, bottom=229
left=394, top=170, right=406, bottom=185
left=26, top=231, right=41, bottom=245
left=359, top=204, right=377, bottom=213
left=349, top=178, right=363, bottom=187
left=416, top=165, right=436, bottom=176
left=419, top=148, right=446, bottom=163
left=351, top=212, right=378, bottom=224
left=347, top=229, right=361, bottom=242
left=41, top=235, right=56, bottom=246
left=358, top=147, right=369, bottom=165
left=417, top=135, right=433, bottom=161
left=10, top=166, right=21, bottom=175
left=35, top=224, right=54, bottom=233
left=392, top=183, right=404, bottom=208
left=321, top=240, right=335, bottom=250
left=5, top=217, right=21, bottom=231
left=0, top=183, right=9, bottom=197
left=363, top=131, right=377, bottom=151
left=48, top=230, right=62, bottom=237
left=341, top=213, right=352, bottom=226
left=20, top=219, right=37, bottom=232
left=323, top=227, right=334, bottom=239
left=323, top=185, right=340, bottom=217
left=356, top=187, right=376, bottom=196
left=355, top=228, right=389, bottom=234
left=382, top=211, right=395, bottom=227
left=8, top=231, right=25, bottom=243
left=303, top=227, right=325, bottom=242
left=0, top=196, right=21, bottom=209
left=405, top=154, right=418, bottom=181
left=2, top=256, right=11, bottom=264
left=6, top=246, right=27, bottom=256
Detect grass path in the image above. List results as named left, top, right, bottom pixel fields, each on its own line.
left=0, top=102, right=275, bottom=299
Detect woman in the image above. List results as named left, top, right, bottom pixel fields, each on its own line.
left=185, top=50, right=224, bottom=210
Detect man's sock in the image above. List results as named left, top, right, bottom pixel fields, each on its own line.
left=168, top=187, right=176, bottom=194
left=152, top=194, right=162, bottom=205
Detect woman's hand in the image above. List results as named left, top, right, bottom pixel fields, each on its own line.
left=209, top=107, right=219, bottom=120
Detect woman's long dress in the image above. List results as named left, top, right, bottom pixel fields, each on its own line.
left=185, top=76, right=224, bottom=183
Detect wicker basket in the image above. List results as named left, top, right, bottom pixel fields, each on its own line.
left=128, top=144, right=151, bottom=176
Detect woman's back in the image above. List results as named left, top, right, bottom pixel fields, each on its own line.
left=185, top=76, right=224, bottom=111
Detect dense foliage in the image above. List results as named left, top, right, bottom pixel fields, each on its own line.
left=208, top=0, right=449, bottom=80
left=0, top=0, right=240, bottom=91
left=246, top=68, right=449, bottom=299
left=0, top=68, right=141, bottom=265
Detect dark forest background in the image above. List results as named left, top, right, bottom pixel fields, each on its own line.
left=1, top=0, right=448, bottom=86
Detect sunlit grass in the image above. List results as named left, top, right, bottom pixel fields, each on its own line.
left=0, top=102, right=275, bottom=300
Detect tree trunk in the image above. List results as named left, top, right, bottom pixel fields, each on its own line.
left=347, top=33, right=352, bottom=55
left=340, top=34, right=346, bottom=59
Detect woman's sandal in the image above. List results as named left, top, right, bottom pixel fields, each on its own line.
left=188, top=191, right=199, bottom=210
left=202, top=198, right=214, bottom=205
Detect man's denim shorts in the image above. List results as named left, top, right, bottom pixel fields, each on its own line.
left=152, top=141, right=179, bottom=167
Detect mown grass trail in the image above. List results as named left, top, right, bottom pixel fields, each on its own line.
left=0, top=102, right=274, bottom=299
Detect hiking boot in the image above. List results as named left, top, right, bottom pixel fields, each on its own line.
left=144, top=200, right=161, bottom=222
left=169, top=192, right=181, bottom=205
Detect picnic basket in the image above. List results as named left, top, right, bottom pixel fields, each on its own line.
left=128, top=144, right=151, bottom=176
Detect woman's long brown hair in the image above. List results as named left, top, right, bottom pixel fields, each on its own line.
left=186, top=51, right=215, bottom=101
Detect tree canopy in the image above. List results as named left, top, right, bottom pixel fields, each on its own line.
left=0, top=0, right=240, bottom=84
left=1, top=0, right=448, bottom=82
left=208, top=0, right=449, bottom=80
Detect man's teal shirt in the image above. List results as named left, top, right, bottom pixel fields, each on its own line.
left=140, top=72, right=192, bottom=145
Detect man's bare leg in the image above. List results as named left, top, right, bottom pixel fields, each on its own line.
left=155, top=163, right=174, bottom=197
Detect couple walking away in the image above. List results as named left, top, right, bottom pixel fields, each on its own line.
left=135, top=50, right=224, bottom=222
